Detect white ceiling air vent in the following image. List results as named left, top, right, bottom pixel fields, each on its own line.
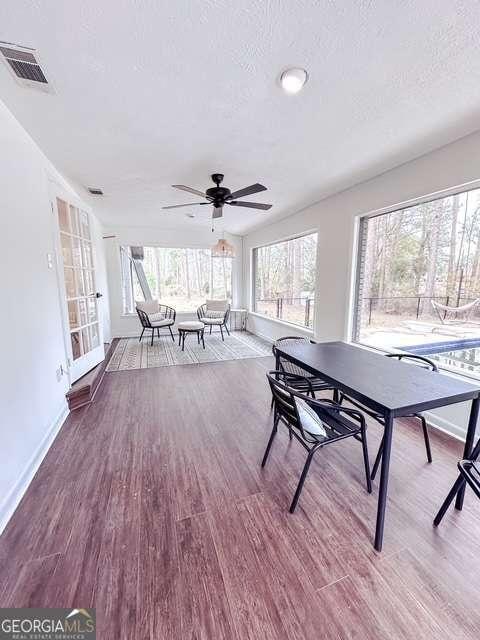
left=0, top=42, right=53, bottom=92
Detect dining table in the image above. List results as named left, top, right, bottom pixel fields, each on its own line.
left=274, top=340, right=480, bottom=551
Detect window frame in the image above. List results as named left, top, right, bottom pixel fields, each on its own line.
left=350, top=178, right=480, bottom=381
left=250, top=229, right=318, bottom=330
left=119, top=243, right=234, bottom=315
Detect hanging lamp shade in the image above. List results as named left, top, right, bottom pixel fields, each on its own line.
left=211, top=238, right=235, bottom=258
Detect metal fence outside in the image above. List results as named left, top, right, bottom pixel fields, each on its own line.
left=255, top=296, right=315, bottom=328
left=362, top=295, right=480, bottom=325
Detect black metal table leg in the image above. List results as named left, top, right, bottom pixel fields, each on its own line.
left=455, top=395, right=480, bottom=510
left=374, top=410, right=394, bottom=551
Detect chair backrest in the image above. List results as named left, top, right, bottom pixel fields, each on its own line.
left=266, top=371, right=330, bottom=443
left=159, top=304, right=176, bottom=320
left=385, top=353, right=438, bottom=372
left=206, top=299, right=228, bottom=312
left=136, top=299, right=159, bottom=314
left=266, top=372, right=301, bottom=432
left=136, top=307, right=151, bottom=328
left=273, top=336, right=313, bottom=377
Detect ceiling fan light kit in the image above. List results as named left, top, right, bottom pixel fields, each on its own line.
left=162, top=173, right=272, bottom=223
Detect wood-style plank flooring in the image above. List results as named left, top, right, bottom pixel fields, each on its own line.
left=1, top=356, right=480, bottom=639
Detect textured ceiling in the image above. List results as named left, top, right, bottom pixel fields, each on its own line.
left=1, top=1, right=480, bottom=234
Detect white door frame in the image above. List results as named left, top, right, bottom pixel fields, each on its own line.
left=49, top=178, right=104, bottom=383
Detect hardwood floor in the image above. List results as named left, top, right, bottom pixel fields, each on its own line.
left=1, top=356, right=479, bottom=639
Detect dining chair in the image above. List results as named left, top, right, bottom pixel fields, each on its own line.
left=457, top=458, right=480, bottom=500
left=339, top=353, right=437, bottom=480
left=272, top=336, right=339, bottom=405
left=263, top=371, right=372, bottom=513
left=434, top=435, right=480, bottom=526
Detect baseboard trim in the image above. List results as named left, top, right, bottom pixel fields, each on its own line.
left=423, top=410, right=466, bottom=442
left=0, top=401, right=69, bottom=536
left=246, top=327, right=274, bottom=345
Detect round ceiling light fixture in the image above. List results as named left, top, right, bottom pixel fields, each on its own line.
left=280, top=67, right=308, bottom=94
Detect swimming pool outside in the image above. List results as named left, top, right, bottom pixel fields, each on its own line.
left=399, top=338, right=480, bottom=379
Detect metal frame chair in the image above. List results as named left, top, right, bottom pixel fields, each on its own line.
left=339, top=353, right=437, bottom=480
left=263, top=371, right=372, bottom=513
left=434, top=436, right=480, bottom=526
left=271, top=336, right=339, bottom=406
left=197, top=303, right=231, bottom=340
left=136, top=304, right=176, bottom=346
left=458, top=459, right=480, bottom=500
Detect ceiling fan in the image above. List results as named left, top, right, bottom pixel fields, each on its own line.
left=162, top=173, right=272, bottom=219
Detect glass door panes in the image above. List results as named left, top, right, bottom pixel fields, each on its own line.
left=57, top=199, right=99, bottom=360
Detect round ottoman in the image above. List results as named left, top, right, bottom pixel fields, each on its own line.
left=177, top=321, right=205, bottom=351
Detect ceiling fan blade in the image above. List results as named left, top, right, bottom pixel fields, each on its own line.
left=213, top=206, right=223, bottom=219
left=172, top=184, right=209, bottom=198
left=228, top=201, right=272, bottom=210
left=227, top=183, right=267, bottom=200
left=162, top=202, right=207, bottom=209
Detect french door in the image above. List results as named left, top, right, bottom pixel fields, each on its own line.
left=54, top=195, right=104, bottom=382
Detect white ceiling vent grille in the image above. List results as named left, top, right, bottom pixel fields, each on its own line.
left=0, top=42, right=52, bottom=92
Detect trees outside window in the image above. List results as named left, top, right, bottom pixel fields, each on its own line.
left=353, top=187, right=480, bottom=354
left=121, top=246, right=232, bottom=314
left=253, top=233, right=317, bottom=328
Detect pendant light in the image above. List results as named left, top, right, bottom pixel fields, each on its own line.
left=211, top=237, right=235, bottom=258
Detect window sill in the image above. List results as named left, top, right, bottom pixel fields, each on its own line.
left=248, top=311, right=314, bottom=335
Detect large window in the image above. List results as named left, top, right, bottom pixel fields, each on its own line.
left=253, top=232, right=317, bottom=329
left=121, top=246, right=232, bottom=314
left=353, top=187, right=480, bottom=378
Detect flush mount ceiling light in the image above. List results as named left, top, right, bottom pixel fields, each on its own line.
left=280, top=67, right=308, bottom=94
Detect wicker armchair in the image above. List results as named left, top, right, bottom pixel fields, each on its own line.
left=197, top=299, right=231, bottom=341
left=136, top=301, right=176, bottom=346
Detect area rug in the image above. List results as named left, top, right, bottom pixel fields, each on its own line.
left=106, top=331, right=272, bottom=371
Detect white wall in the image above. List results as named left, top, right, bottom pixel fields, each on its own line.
left=104, top=225, right=242, bottom=338
left=243, top=130, right=480, bottom=438
left=90, top=214, right=111, bottom=343
left=0, top=99, right=110, bottom=532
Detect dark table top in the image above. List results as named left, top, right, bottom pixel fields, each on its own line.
left=276, top=341, right=480, bottom=416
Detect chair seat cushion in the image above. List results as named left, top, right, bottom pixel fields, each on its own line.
left=150, top=318, right=174, bottom=327
left=200, top=316, right=224, bottom=325
left=295, top=398, right=362, bottom=443
left=149, top=311, right=166, bottom=322
left=295, top=398, right=328, bottom=438
left=204, top=310, right=225, bottom=318
left=178, top=321, right=204, bottom=330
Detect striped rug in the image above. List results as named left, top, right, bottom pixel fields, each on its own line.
left=106, top=331, right=271, bottom=371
